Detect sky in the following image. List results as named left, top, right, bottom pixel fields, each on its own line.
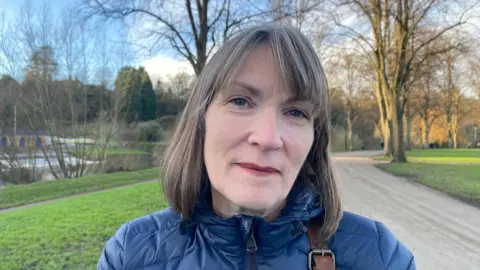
left=0, top=0, right=194, bottom=83
left=0, top=0, right=478, bottom=89
left=0, top=0, right=66, bottom=22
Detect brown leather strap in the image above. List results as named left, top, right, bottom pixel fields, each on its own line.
left=307, top=225, right=335, bottom=270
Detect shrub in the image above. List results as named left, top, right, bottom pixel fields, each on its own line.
left=117, top=121, right=167, bottom=143
left=102, top=154, right=154, bottom=173
left=136, top=121, right=166, bottom=142
left=0, top=167, right=37, bottom=185
left=158, top=115, right=179, bottom=131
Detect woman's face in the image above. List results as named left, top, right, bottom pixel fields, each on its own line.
left=203, top=46, right=315, bottom=219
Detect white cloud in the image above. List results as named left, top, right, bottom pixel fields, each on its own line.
left=142, top=55, right=194, bottom=83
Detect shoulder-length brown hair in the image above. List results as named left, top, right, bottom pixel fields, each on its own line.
left=160, top=23, right=343, bottom=242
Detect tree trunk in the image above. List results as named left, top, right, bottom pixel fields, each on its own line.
left=380, top=116, right=392, bottom=155
left=403, top=105, right=412, bottom=150
left=391, top=101, right=407, bottom=163
left=375, top=76, right=392, bottom=156
left=445, top=54, right=454, bottom=149
left=347, top=109, right=353, bottom=151
left=384, top=119, right=394, bottom=155
left=405, top=113, right=412, bottom=151
left=447, top=112, right=454, bottom=148
left=423, top=113, right=430, bottom=148
left=453, top=130, right=458, bottom=149
left=452, top=113, right=458, bottom=149
left=418, top=127, right=424, bottom=148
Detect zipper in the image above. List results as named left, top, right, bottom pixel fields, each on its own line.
left=246, top=223, right=258, bottom=270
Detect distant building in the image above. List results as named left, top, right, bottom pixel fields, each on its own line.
left=0, top=130, right=47, bottom=149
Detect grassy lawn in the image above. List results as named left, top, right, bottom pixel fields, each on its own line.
left=374, top=148, right=480, bottom=163
left=0, top=168, right=160, bottom=210
left=107, top=147, right=146, bottom=156
left=69, top=145, right=149, bottom=158
left=376, top=163, right=480, bottom=205
left=0, top=181, right=168, bottom=270
left=65, top=142, right=165, bottom=160
left=103, top=147, right=148, bottom=156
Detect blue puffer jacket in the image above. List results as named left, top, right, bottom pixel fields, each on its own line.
left=97, top=184, right=416, bottom=270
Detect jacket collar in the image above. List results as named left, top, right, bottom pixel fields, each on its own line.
left=191, top=181, right=323, bottom=256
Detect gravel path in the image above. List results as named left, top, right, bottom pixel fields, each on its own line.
left=2, top=151, right=480, bottom=269
left=333, top=153, right=480, bottom=270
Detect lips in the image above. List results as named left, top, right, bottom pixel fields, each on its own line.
left=236, top=162, right=279, bottom=175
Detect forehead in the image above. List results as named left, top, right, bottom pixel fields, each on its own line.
left=223, top=46, right=307, bottom=102
left=237, top=46, right=278, bottom=77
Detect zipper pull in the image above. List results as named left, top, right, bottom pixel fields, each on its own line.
left=246, top=229, right=257, bottom=253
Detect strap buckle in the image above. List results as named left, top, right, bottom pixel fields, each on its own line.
left=308, top=248, right=335, bottom=270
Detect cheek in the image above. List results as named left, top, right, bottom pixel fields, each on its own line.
left=286, top=127, right=314, bottom=166
left=204, top=106, right=245, bottom=163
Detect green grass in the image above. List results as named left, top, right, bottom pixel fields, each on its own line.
left=0, top=168, right=160, bottom=210
left=103, top=147, right=148, bottom=156
left=68, top=141, right=165, bottom=159
left=69, top=145, right=148, bottom=158
left=377, top=163, right=480, bottom=204
left=374, top=149, right=480, bottom=163
left=0, top=181, right=168, bottom=270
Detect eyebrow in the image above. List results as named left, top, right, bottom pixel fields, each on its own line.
left=233, top=81, right=263, bottom=98
left=233, top=80, right=310, bottom=104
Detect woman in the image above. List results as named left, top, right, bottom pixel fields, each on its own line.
left=98, top=23, right=416, bottom=270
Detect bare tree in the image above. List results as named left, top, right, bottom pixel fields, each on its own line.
left=329, top=0, right=476, bottom=162
left=469, top=54, right=480, bottom=99
left=165, top=71, right=194, bottom=99
left=57, top=6, right=82, bottom=80
left=39, top=5, right=126, bottom=179
left=0, top=0, right=126, bottom=184
left=77, top=0, right=322, bottom=76
left=0, top=14, right=22, bottom=78
left=0, top=0, right=55, bottom=184
left=271, top=0, right=328, bottom=30
left=404, top=41, right=443, bottom=148
left=0, top=76, right=26, bottom=184
left=436, top=48, right=471, bottom=149
left=327, top=51, right=371, bottom=150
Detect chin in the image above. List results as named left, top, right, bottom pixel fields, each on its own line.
left=238, top=200, right=272, bottom=212
left=228, top=191, right=280, bottom=216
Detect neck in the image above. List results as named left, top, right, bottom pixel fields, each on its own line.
left=211, top=188, right=285, bottom=222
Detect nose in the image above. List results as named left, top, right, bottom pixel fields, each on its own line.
left=247, top=110, right=283, bottom=151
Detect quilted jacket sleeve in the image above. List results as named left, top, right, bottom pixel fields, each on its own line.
left=97, top=222, right=130, bottom=270
left=376, top=221, right=416, bottom=270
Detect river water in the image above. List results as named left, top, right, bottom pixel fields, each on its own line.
left=0, top=152, right=97, bottom=185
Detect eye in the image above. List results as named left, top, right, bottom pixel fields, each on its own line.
left=287, top=109, right=309, bottom=119
left=230, top=97, right=250, bottom=107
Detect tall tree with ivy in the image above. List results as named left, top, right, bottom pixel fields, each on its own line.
left=138, top=67, right=157, bottom=122
left=114, top=66, right=157, bottom=123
